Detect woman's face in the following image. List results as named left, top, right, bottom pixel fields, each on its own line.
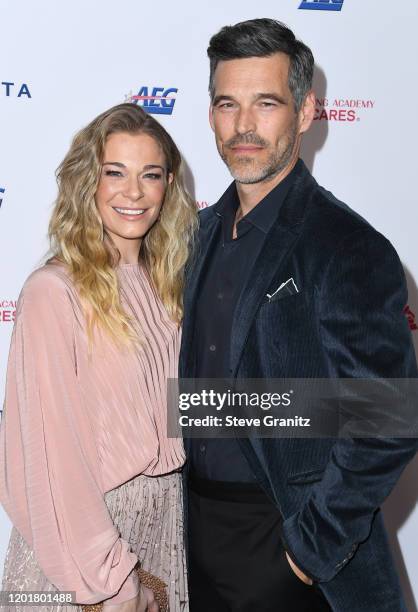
left=95, top=131, right=172, bottom=260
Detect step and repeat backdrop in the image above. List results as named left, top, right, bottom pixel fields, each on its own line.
left=1, top=0, right=418, bottom=607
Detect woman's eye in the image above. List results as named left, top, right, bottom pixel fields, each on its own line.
left=143, top=173, right=163, bottom=180
left=104, top=170, right=123, bottom=177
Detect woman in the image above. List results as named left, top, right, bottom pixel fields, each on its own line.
left=0, top=103, right=198, bottom=611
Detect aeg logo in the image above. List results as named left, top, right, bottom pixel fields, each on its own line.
left=126, top=86, right=178, bottom=115
left=299, top=0, right=344, bottom=11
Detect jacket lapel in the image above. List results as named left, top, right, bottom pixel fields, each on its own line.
left=230, top=162, right=317, bottom=376
left=180, top=206, right=221, bottom=377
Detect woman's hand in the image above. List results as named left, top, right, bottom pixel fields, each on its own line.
left=102, top=585, right=159, bottom=612
left=138, top=585, right=159, bottom=612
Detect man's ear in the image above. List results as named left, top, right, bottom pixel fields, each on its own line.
left=209, top=104, right=215, bottom=132
left=298, top=90, right=316, bottom=135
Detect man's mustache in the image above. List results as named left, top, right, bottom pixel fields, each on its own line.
left=224, top=134, right=268, bottom=148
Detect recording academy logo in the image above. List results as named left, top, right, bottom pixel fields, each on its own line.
left=125, top=86, right=178, bottom=115
left=0, top=300, right=16, bottom=324
left=314, top=97, right=375, bottom=122
left=404, top=305, right=418, bottom=331
left=1, top=81, right=32, bottom=98
left=0, top=187, right=5, bottom=208
left=299, top=0, right=344, bottom=10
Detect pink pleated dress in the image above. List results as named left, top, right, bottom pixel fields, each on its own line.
left=0, top=261, right=188, bottom=611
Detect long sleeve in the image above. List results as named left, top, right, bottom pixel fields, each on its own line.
left=281, top=229, right=418, bottom=582
left=0, top=269, right=140, bottom=604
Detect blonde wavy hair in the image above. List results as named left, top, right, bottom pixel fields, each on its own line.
left=49, top=103, right=198, bottom=344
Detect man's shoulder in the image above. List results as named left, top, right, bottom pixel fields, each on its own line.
left=287, top=170, right=403, bottom=274
left=306, top=181, right=389, bottom=252
left=313, top=183, right=371, bottom=231
left=310, top=188, right=406, bottom=314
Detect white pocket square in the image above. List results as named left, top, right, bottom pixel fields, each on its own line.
left=266, top=277, right=299, bottom=301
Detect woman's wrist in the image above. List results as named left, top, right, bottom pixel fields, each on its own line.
left=102, top=562, right=141, bottom=606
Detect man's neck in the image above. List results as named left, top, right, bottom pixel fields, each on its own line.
left=236, top=157, right=298, bottom=217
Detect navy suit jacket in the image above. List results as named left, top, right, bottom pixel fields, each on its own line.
left=179, top=160, right=418, bottom=612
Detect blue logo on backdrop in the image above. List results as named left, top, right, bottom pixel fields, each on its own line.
left=299, top=0, right=344, bottom=11
left=0, top=187, right=5, bottom=207
left=128, top=86, right=178, bottom=115
left=1, top=82, right=32, bottom=98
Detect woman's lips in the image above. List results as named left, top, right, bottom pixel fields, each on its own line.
left=112, top=207, right=147, bottom=219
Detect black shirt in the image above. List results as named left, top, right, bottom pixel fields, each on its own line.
left=190, top=162, right=299, bottom=481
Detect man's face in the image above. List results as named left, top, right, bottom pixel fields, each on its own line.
left=209, top=53, right=312, bottom=184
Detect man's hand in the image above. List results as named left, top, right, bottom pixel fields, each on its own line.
left=285, top=552, right=313, bottom=585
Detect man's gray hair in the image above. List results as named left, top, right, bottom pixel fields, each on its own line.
left=207, top=18, right=314, bottom=112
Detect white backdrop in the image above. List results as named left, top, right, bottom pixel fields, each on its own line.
left=1, top=0, right=418, bottom=608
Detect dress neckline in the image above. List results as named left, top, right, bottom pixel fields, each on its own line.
left=118, top=262, right=141, bottom=269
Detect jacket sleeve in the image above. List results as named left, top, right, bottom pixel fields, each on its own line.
left=0, top=270, right=140, bottom=604
left=281, top=228, right=418, bottom=582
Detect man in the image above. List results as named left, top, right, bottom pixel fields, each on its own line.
left=179, top=18, right=418, bottom=612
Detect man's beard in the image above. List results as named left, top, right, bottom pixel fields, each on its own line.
left=219, top=126, right=298, bottom=185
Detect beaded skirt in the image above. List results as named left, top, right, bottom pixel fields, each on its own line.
left=0, top=471, right=188, bottom=611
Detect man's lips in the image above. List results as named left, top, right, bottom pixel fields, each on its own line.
left=230, top=145, right=264, bottom=153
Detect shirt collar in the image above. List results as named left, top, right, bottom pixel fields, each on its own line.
left=214, top=158, right=302, bottom=236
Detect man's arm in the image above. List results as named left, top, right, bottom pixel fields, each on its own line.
left=281, top=228, right=418, bottom=582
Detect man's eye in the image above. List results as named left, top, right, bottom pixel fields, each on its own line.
left=260, top=101, right=276, bottom=108
left=218, top=102, right=234, bottom=109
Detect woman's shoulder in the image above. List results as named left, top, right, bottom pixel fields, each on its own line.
left=21, top=260, right=75, bottom=305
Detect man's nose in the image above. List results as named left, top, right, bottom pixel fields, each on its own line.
left=235, top=107, right=256, bottom=135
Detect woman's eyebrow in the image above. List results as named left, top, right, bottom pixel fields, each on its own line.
left=143, top=164, right=165, bottom=171
left=102, top=162, right=165, bottom=170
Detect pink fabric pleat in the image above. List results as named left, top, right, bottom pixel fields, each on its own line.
left=0, top=262, right=186, bottom=606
